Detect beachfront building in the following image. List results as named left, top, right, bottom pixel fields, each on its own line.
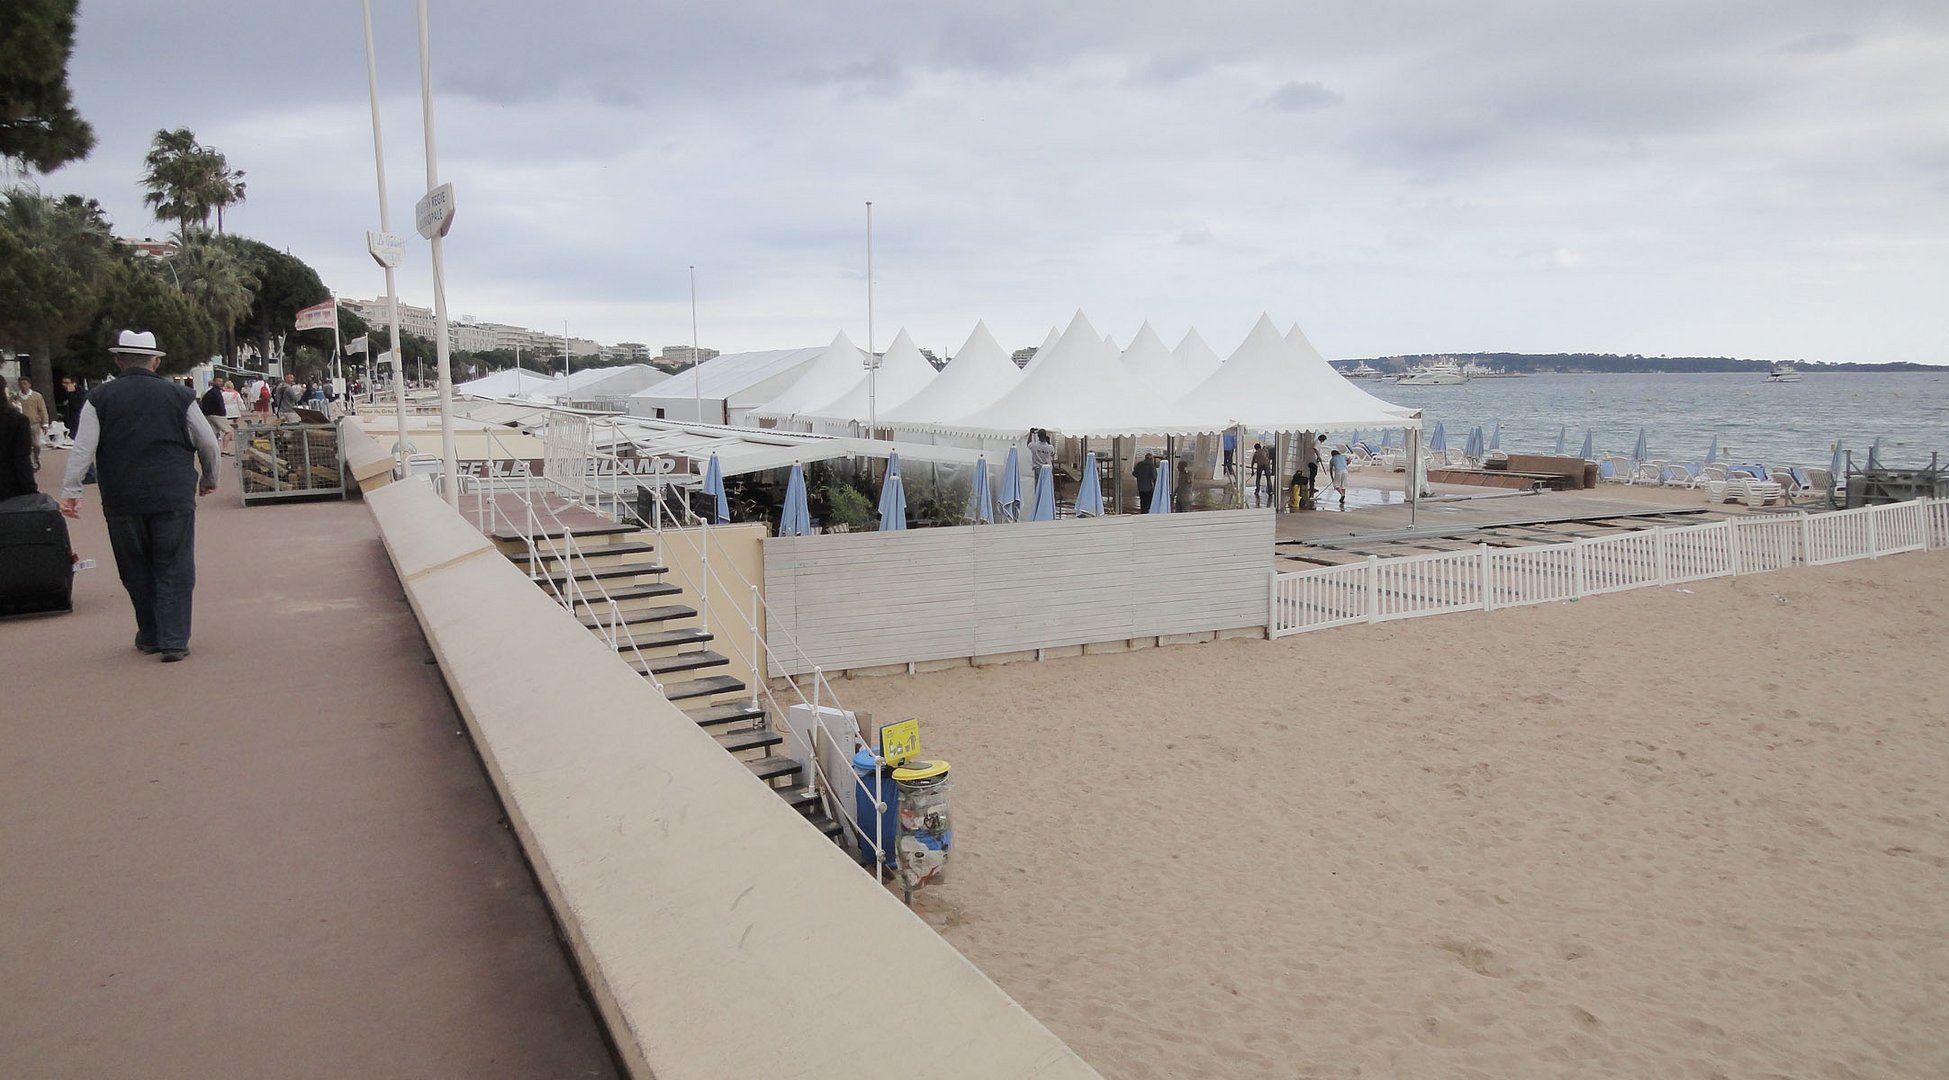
left=658, top=344, right=720, bottom=369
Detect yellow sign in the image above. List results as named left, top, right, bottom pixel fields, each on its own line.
left=879, top=718, right=920, bottom=768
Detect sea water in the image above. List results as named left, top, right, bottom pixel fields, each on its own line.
left=1368, top=371, right=1949, bottom=469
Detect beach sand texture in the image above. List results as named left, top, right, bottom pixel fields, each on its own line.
left=835, top=551, right=1949, bottom=1078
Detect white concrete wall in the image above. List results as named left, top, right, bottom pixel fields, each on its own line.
left=363, top=481, right=1098, bottom=1080
left=763, top=509, right=1274, bottom=676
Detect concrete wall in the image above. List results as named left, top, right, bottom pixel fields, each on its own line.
left=763, top=509, right=1274, bottom=676
left=363, top=480, right=1097, bottom=1080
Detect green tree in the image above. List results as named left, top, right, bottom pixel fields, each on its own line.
left=171, top=234, right=257, bottom=362
left=216, top=234, right=327, bottom=362
left=0, top=0, right=95, bottom=173
left=140, top=129, right=245, bottom=238
left=0, top=186, right=113, bottom=393
left=64, top=256, right=218, bottom=378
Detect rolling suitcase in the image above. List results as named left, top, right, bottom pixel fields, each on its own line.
left=0, top=492, right=75, bottom=616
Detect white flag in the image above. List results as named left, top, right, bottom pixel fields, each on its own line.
left=345, top=335, right=369, bottom=354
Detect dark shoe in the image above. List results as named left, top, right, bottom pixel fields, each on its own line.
left=135, top=639, right=161, bottom=655
left=160, top=649, right=189, bottom=663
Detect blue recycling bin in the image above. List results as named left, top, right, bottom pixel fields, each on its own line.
left=851, top=749, right=899, bottom=870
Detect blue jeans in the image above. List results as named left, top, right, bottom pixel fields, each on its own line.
left=105, top=509, right=198, bottom=651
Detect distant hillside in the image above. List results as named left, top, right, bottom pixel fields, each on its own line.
left=1334, top=353, right=1935, bottom=374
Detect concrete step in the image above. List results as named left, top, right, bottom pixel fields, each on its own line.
left=491, top=522, right=641, bottom=546
left=575, top=603, right=696, bottom=631
left=563, top=581, right=682, bottom=610
left=660, top=674, right=745, bottom=702
left=532, top=563, right=670, bottom=590
left=609, top=627, right=713, bottom=652
left=743, top=755, right=802, bottom=785
left=713, top=728, right=784, bottom=756
left=626, top=650, right=730, bottom=678
left=684, top=702, right=765, bottom=728
left=509, top=541, right=660, bottom=571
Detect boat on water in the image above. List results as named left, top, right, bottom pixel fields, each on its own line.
left=1345, top=361, right=1382, bottom=379
left=1397, top=360, right=1468, bottom=385
left=1767, top=361, right=1803, bottom=383
left=1460, top=360, right=1526, bottom=379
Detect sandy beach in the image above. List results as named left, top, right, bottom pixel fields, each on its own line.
left=836, top=550, right=1949, bottom=1078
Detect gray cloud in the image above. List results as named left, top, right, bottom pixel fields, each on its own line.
left=1258, top=81, right=1345, bottom=111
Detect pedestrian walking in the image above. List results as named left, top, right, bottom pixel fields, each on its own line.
left=273, top=372, right=304, bottom=419
left=1250, top=442, right=1272, bottom=506
left=56, top=376, right=85, bottom=445
left=1134, top=452, right=1158, bottom=514
left=199, top=376, right=234, bottom=455
left=1, top=395, right=37, bottom=499
left=1329, top=446, right=1350, bottom=508
left=58, top=330, right=220, bottom=662
left=1221, top=430, right=1237, bottom=478
left=14, top=377, right=50, bottom=471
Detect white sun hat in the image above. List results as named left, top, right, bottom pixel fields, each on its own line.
left=109, top=329, right=166, bottom=357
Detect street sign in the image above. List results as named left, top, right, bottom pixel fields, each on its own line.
left=879, top=718, right=920, bottom=768
left=414, top=183, right=456, bottom=239
left=366, top=230, right=405, bottom=268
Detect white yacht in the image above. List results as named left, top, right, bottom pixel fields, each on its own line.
left=1767, top=361, right=1803, bottom=383
left=1397, top=360, right=1468, bottom=385
left=1345, top=361, right=1381, bottom=379
left=1459, top=360, right=1525, bottom=379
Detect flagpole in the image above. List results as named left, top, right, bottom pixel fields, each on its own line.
left=865, top=200, right=876, bottom=439
left=415, top=0, right=458, bottom=507
left=360, top=0, right=409, bottom=476
left=330, top=294, right=342, bottom=391
left=689, top=265, right=700, bottom=423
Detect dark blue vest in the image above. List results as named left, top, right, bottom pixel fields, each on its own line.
left=87, top=368, right=200, bottom=516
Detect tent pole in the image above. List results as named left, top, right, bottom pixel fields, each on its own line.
left=1113, top=436, right=1123, bottom=514
left=1406, top=419, right=1421, bottom=529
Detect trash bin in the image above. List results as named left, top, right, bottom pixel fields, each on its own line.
left=851, top=749, right=898, bottom=871
left=892, top=759, right=952, bottom=892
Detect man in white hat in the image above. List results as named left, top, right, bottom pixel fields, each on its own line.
left=59, top=330, right=221, bottom=662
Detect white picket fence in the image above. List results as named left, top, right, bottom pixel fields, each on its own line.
left=1269, top=498, right=1949, bottom=638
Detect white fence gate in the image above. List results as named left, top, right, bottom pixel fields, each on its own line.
left=1270, top=498, right=1948, bottom=639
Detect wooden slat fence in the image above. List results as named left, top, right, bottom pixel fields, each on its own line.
left=763, top=510, right=1272, bottom=676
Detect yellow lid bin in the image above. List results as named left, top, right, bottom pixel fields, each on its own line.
left=892, top=759, right=951, bottom=897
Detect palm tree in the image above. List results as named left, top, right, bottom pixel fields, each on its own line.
left=140, top=128, right=245, bottom=237
left=141, top=128, right=206, bottom=238
left=171, top=235, right=257, bottom=362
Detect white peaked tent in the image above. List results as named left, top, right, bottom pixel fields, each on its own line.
left=1021, top=326, right=1061, bottom=372
left=747, top=331, right=867, bottom=422
left=629, top=347, right=823, bottom=424
left=937, top=310, right=1120, bottom=436
left=1119, top=322, right=1206, bottom=396
left=881, top=321, right=1022, bottom=428
left=1173, top=328, right=1222, bottom=382
left=804, top=327, right=937, bottom=428
left=456, top=367, right=563, bottom=398
left=1156, top=314, right=1413, bottom=433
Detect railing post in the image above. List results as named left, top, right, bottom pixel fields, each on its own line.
left=1867, top=505, right=1879, bottom=557
left=749, top=584, right=762, bottom=710
left=1801, top=512, right=1814, bottom=564
left=699, top=521, right=711, bottom=636
left=1573, top=537, right=1588, bottom=597
left=1479, top=543, right=1493, bottom=611
left=1656, top=526, right=1669, bottom=585
left=1365, top=554, right=1380, bottom=624
left=1266, top=570, right=1279, bottom=638
left=1727, top=519, right=1741, bottom=576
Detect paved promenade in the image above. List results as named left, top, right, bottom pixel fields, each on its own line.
left=0, top=452, right=616, bottom=1079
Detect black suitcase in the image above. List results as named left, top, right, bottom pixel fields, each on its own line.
left=0, top=493, right=75, bottom=616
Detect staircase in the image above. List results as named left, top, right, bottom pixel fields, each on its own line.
left=490, top=521, right=842, bottom=841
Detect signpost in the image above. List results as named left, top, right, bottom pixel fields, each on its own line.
left=878, top=718, right=920, bottom=768
left=413, top=182, right=456, bottom=240
left=366, top=230, right=405, bottom=268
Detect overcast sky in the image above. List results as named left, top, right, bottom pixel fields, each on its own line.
left=41, top=0, right=1949, bottom=363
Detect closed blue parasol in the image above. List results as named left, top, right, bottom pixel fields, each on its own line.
left=1029, top=464, right=1056, bottom=521
left=886, top=449, right=900, bottom=476
left=1705, top=434, right=1719, bottom=465
left=1829, top=440, right=1844, bottom=477
left=1465, top=426, right=1484, bottom=460
left=878, top=472, right=907, bottom=531
left=999, top=446, right=1023, bottom=522
left=968, top=457, right=994, bottom=523
left=1489, top=423, right=1501, bottom=451
left=1554, top=425, right=1566, bottom=455
left=1632, top=428, right=1648, bottom=465
left=1149, top=458, right=1173, bottom=513
left=1074, top=451, right=1104, bottom=516
left=1580, top=429, right=1594, bottom=460
left=779, top=463, right=812, bottom=537
left=701, top=453, right=729, bottom=525
left=1429, top=421, right=1447, bottom=452
left=1868, top=437, right=1882, bottom=469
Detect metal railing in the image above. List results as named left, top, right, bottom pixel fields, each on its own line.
left=540, top=414, right=896, bottom=874
left=1271, top=497, right=1948, bottom=638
